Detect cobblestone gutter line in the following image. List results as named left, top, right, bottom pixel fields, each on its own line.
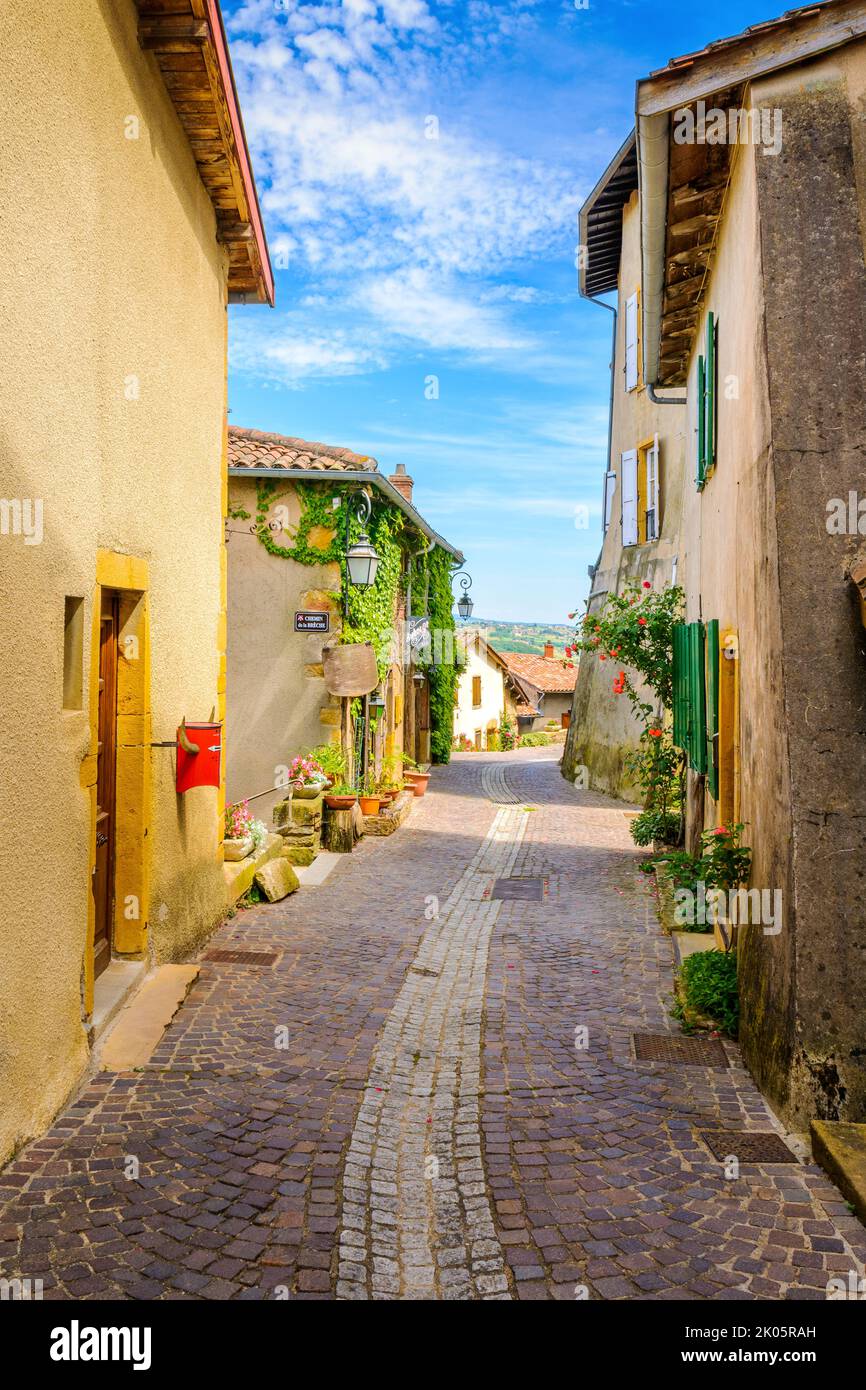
left=337, top=801, right=528, bottom=1300
left=481, top=764, right=522, bottom=805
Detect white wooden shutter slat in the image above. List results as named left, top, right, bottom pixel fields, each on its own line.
left=624, top=293, right=638, bottom=392
left=603, top=471, right=616, bottom=533
left=646, top=434, right=660, bottom=539
left=621, top=450, right=638, bottom=546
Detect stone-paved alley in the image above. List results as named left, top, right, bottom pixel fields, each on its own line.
left=2, top=748, right=865, bottom=1301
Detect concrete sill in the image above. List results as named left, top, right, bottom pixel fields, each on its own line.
left=89, top=959, right=149, bottom=1044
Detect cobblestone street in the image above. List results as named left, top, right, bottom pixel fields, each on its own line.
left=2, top=747, right=865, bottom=1301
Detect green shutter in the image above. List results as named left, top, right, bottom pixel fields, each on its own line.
left=696, top=354, right=706, bottom=490
left=672, top=623, right=688, bottom=750
left=705, top=618, right=719, bottom=799
left=706, top=312, right=716, bottom=473
left=687, top=622, right=707, bottom=774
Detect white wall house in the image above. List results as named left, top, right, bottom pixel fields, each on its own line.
left=453, top=634, right=529, bottom=749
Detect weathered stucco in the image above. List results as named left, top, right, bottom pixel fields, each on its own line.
left=563, top=192, right=687, bottom=798
left=0, top=1, right=230, bottom=1163
left=677, top=51, right=866, bottom=1126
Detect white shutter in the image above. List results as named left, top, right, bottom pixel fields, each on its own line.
left=621, top=450, right=638, bottom=546
left=602, top=470, right=616, bottom=533
left=646, top=433, right=659, bottom=539
left=624, top=292, right=638, bottom=391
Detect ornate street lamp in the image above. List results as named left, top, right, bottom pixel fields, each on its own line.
left=344, top=490, right=380, bottom=613
left=453, top=570, right=474, bottom=621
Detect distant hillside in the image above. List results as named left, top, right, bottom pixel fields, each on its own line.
left=470, top=619, right=574, bottom=656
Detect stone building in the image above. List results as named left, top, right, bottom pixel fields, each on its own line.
left=567, top=0, right=866, bottom=1128
left=226, top=428, right=463, bottom=821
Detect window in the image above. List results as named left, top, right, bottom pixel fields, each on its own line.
left=602, top=470, right=616, bottom=533
left=63, top=596, right=84, bottom=710
left=621, top=450, right=638, bottom=545
left=472, top=674, right=482, bottom=707
left=624, top=290, right=639, bottom=391
left=673, top=620, right=737, bottom=812
left=622, top=436, right=661, bottom=546
left=696, top=311, right=717, bottom=489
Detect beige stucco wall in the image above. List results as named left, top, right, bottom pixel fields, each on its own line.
left=0, top=0, right=230, bottom=1164
left=676, top=47, right=866, bottom=1125
left=226, top=476, right=345, bottom=821
left=454, top=636, right=506, bottom=747
left=563, top=192, right=688, bottom=796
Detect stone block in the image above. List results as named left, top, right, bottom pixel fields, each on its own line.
left=281, top=845, right=317, bottom=866
left=254, top=858, right=300, bottom=902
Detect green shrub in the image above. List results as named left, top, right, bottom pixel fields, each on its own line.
left=678, top=949, right=739, bottom=1037
left=629, top=808, right=680, bottom=847
left=519, top=731, right=551, bottom=747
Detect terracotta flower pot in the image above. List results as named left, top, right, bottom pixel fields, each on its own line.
left=359, top=795, right=381, bottom=816
left=404, top=771, right=430, bottom=798
left=325, top=794, right=357, bottom=810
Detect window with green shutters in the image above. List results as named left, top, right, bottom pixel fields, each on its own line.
left=672, top=619, right=713, bottom=778
left=696, top=311, right=717, bottom=491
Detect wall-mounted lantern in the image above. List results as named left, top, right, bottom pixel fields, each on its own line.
left=452, top=570, right=474, bottom=621
left=344, top=490, right=380, bottom=613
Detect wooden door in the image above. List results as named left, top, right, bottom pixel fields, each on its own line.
left=93, top=591, right=119, bottom=980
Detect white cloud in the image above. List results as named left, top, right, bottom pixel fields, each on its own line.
left=226, top=0, right=581, bottom=381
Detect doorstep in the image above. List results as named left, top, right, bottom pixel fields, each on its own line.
left=90, top=958, right=149, bottom=1044
left=97, top=964, right=200, bottom=1071
left=671, top=931, right=716, bottom=967
left=223, top=832, right=283, bottom=904
left=811, top=1121, right=866, bottom=1226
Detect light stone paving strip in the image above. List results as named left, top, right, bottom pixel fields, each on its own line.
left=336, top=799, right=528, bottom=1300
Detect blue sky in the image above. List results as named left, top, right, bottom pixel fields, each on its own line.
left=224, top=0, right=782, bottom=623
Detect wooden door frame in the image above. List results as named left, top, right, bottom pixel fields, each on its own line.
left=83, top=553, right=151, bottom=1015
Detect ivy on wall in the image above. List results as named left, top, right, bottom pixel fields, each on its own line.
left=244, top=476, right=459, bottom=761
left=419, top=544, right=458, bottom=765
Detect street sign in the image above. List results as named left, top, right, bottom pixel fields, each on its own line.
left=295, top=611, right=330, bottom=633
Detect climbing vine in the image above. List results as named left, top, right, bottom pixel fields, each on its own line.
left=418, top=545, right=458, bottom=765
left=246, top=478, right=459, bottom=758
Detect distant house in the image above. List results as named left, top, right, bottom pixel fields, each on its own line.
left=502, top=645, right=578, bottom=732
left=453, top=633, right=532, bottom=750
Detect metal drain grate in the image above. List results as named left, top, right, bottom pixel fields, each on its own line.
left=204, top=949, right=279, bottom=966
left=698, top=1130, right=797, bottom=1163
left=633, top=1032, right=729, bottom=1068
left=491, top=877, right=544, bottom=901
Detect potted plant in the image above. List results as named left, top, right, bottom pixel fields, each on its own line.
left=324, top=782, right=358, bottom=811
left=376, top=753, right=403, bottom=804
left=224, top=801, right=254, bottom=860
left=287, top=754, right=328, bottom=798
left=310, top=743, right=347, bottom=789
left=402, top=754, right=431, bottom=797
left=358, top=774, right=381, bottom=817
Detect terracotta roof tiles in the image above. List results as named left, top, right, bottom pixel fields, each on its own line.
left=502, top=651, right=578, bottom=695
left=228, top=425, right=378, bottom=473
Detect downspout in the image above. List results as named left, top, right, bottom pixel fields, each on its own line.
left=579, top=293, right=616, bottom=586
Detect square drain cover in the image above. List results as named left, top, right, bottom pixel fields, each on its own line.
left=491, top=877, right=544, bottom=901
left=205, top=949, right=278, bottom=966
left=633, top=1032, right=729, bottom=1068
left=699, top=1130, right=797, bottom=1163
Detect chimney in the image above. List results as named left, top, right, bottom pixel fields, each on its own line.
left=389, top=463, right=414, bottom=503
left=543, top=642, right=555, bottom=660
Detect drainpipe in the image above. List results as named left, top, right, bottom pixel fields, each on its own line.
left=647, top=382, right=686, bottom=405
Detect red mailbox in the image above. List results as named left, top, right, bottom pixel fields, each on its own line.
left=176, top=719, right=222, bottom=794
